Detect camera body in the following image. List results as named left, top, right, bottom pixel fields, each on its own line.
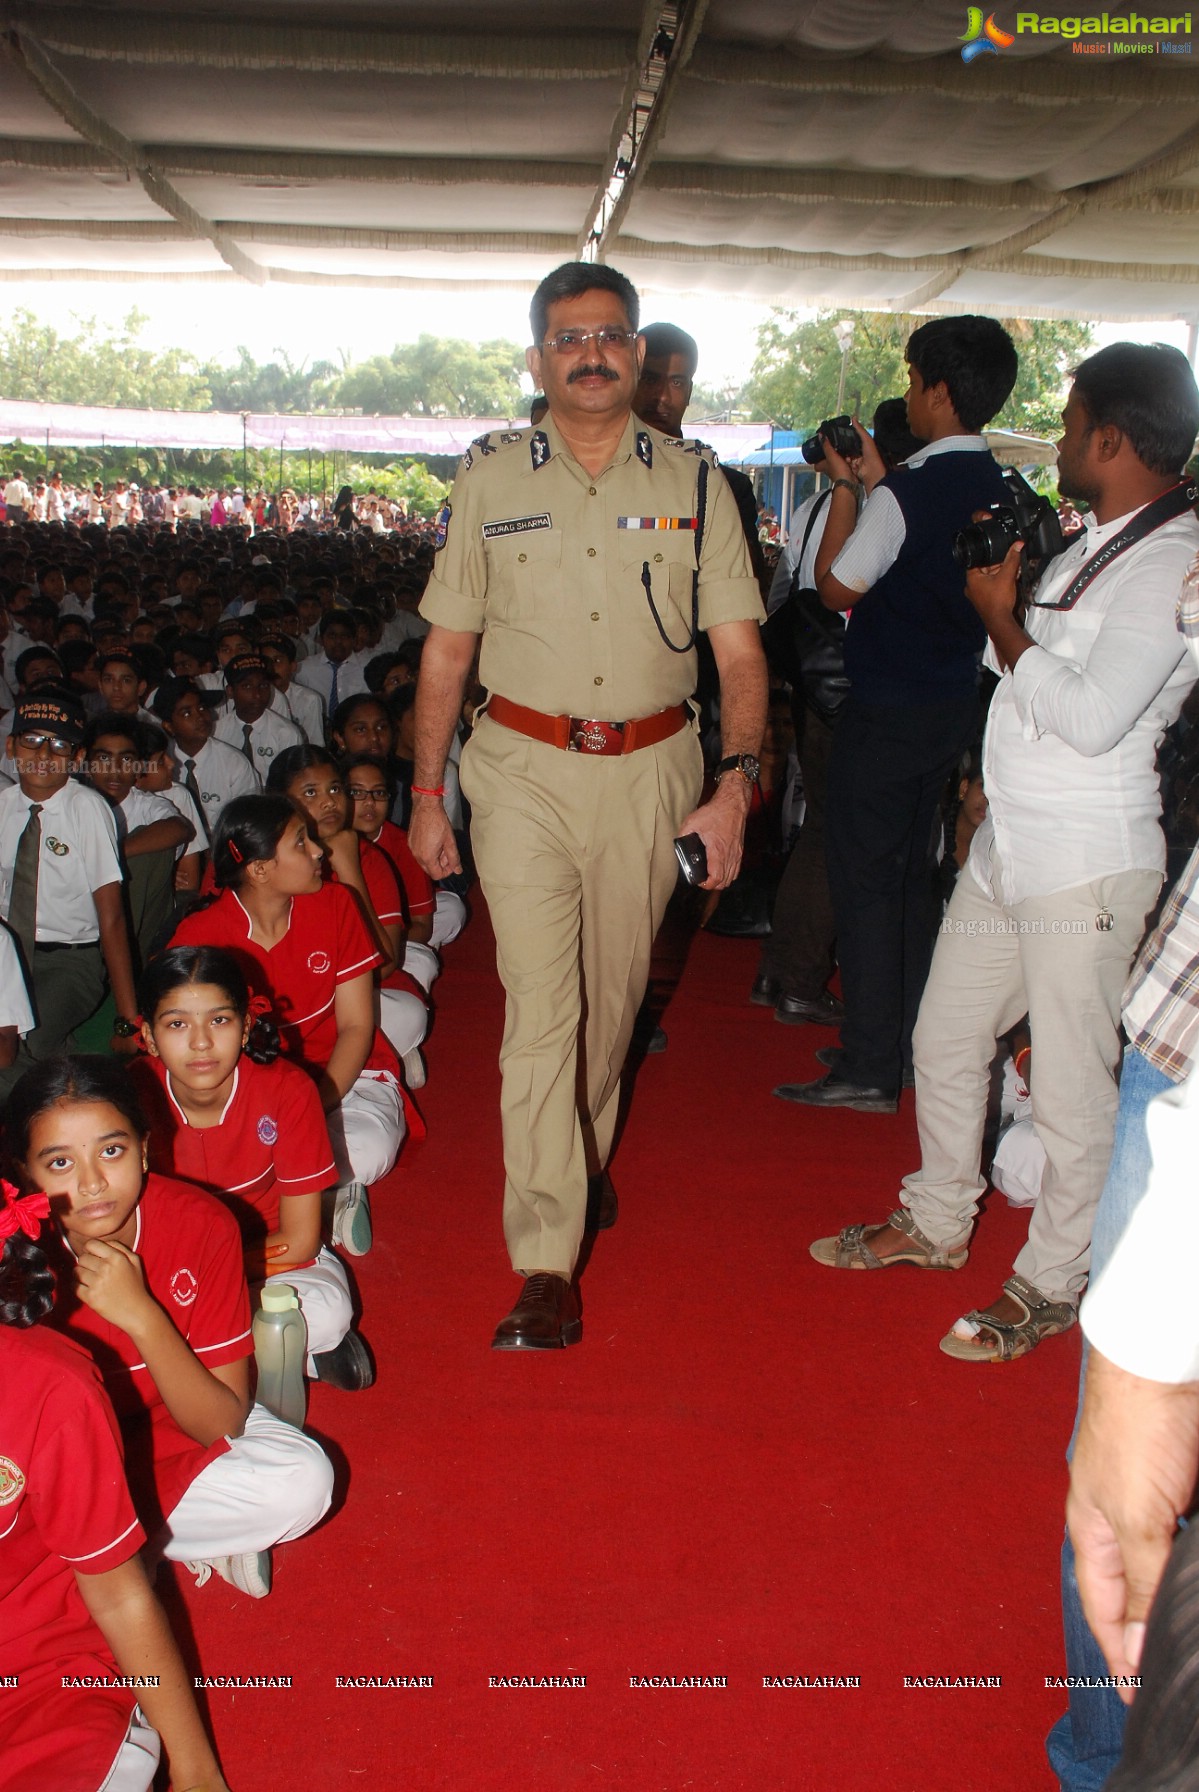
left=801, top=415, right=863, bottom=466
left=952, top=467, right=1066, bottom=578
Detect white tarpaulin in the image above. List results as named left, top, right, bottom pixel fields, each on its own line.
left=0, top=2, right=1196, bottom=321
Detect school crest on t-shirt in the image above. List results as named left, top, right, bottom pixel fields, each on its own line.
left=170, top=1268, right=198, bottom=1308
left=308, top=950, right=331, bottom=975
left=0, top=1456, right=25, bottom=1504
left=257, top=1114, right=278, bottom=1146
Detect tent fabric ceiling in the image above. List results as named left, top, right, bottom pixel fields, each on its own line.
left=0, top=1, right=1196, bottom=318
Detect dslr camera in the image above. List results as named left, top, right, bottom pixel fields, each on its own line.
left=801, top=415, right=864, bottom=465
left=952, top=467, right=1066, bottom=589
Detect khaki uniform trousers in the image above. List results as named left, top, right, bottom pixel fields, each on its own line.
left=460, top=712, right=703, bottom=1277
left=900, top=837, right=1159, bottom=1303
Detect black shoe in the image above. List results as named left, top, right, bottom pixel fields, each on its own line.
left=585, top=1171, right=618, bottom=1232
left=492, top=1274, right=582, bottom=1350
left=816, top=1046, right=914, bottom=1088
left=750, top=972, right=782, bottom=1007
left=774, top=991, right=846, bottom=1027
left=772, top=1074, right=898, bottom=1115
left=312, top=1328, right=375, bottom=1390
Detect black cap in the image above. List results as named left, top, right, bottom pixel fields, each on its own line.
left=11, top=690, right=86, bottom=745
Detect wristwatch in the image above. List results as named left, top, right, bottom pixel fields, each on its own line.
left=715, top=753, right=761, bottom=787
left=112, top=1016, right=140, bottom=1039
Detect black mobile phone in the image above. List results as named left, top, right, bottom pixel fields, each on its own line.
left=674, top=832, right=708, bottom=886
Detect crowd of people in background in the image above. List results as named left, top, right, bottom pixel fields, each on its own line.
left=1, top=467, right=419, bottom=534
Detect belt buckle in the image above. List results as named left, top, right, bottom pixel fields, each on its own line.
left=569, top=718, right=621, bottom=754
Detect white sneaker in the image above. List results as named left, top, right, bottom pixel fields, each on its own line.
left=332, top=1180, right=372, bottom=1256
left=187, top=1551, right=271, bottom=1599
left=401, top=1046, right=426, bottom=1090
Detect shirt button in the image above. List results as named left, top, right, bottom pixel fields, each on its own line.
left=590, top=611, right=600, bottom=621
left=587, top=547, right=597, bottom=558
left=588, top=486, right=597, bottom=496
left=594, top=675, right=603, bottom=686
left=517, top=552, right=527, bottom=563
left=654, top=552, right=664, bottom=563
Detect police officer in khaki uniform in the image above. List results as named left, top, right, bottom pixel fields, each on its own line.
left=411, top=261, right=767, bottom=1350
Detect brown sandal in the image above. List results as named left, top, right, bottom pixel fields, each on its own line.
left=939, top=1274, right=1077, bottom=1362
left=810, top=1207, right=969, bottom=1270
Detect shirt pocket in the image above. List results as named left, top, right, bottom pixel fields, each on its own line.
left=620, top=535, right=698, bottom=649
left=484, top=528, right=564, bottom=621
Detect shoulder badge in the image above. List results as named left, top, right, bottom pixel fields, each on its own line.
left=471, top=432, right=498, bottom=456
left=462, top=447, right=474, bottom=471
left=500, top=430, right=524, bottom=445
left=433, top=500, right=452, bottom=551
left=530, top=430, right=552, bottom=471
left=662, top=436, right=684, bottom=449
left=636, top=430, right=654, bottom=470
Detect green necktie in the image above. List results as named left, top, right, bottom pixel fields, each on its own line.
left=242, top=722, right=255, bottom=764
left=8, top=802, right=43, bottom=964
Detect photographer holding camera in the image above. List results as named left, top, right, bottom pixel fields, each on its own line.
left=810, top=341, right=1199, bottom=1367
left=776, top=316, right=1017, bottom=1113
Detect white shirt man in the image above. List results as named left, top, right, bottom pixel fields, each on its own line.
left=4, top=473, right=31, bottom=523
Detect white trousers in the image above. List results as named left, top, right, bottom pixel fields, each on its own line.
left=285, top=1246, right=354, bottom=1368
left=160, top=1403, right=333, bottom=1562
left=378, top=986, right=428, bottom=1057
left=99, top=1711, right=160, bottom=1792
left=403, top=939, right=440, bottom=994
left=326, top=1070, right=404, bottom=1186
left=431, top=888, right=466, bottom=949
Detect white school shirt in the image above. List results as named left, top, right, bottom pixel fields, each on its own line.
left=0, top=925, right=35, bottom=1036
left=212, top=703, right=304, bottom=772
left=968, top=500, right=1199, bottom=907
left=766, top=491, right=833, bottom=616
left=116, top=786, right=194, bottom=859
left=294, top=651, right=370, bottom=713
left=277, top=677, right=326, bottom=746
left=0, top=779, right=122, bottom=944
left=154, top=781, right=208, bottom=859
left=170, top=736, right=261, bottom=838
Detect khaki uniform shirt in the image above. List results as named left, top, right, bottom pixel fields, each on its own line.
left=420, top=415, right=762, bottom=720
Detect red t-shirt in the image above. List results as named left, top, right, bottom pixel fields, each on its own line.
left=132, top=1052, right=337, bottom=1240
left=373, top=819, right=435, bottom=921
left=348, top=837, right=425, bottom=1000
left=0, top=1327, right=146, bottom=1792
left=46, top=1173, right=253, bottom=1530
left=171, top=882, right=398, bottom=1078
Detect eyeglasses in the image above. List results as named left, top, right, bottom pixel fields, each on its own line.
left=541, top=327, right=636, bottom=355
left=347, top=786, right=387, bottom=802
left=17, top=732, right=74, bottom=754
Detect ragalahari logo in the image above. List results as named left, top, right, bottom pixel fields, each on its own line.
left=961, top=7, right=1017, bottom=57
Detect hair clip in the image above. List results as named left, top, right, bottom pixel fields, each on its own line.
left=227, top=839, right=244, bottom=864
left=0, top=1181, right=51, bottom=1242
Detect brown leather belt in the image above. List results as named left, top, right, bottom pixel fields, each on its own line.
left=487, top=693, right=687, bottom=756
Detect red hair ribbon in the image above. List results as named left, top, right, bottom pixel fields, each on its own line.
left=247, top=995, right=273, bottom=1020
left=0, top=1182, right=51, bottom=1242
left=227, top=839, right=244, bottom=864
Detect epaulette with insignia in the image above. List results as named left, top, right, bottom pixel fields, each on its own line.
left=530, top=430, right=552, bottom=471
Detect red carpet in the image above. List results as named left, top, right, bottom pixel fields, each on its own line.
left=161, top=901, right=1079, bottom=1792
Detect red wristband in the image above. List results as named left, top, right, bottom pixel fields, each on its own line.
left=411, top=784, right=445, bottom=798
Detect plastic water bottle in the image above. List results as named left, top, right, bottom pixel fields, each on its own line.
left=252, top=1283, right=308, bottom=1428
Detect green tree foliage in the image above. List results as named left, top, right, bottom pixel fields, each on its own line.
left=0, top=307, right=211, bottom=409
left=332, top=334, right=527, bottom=417
left=743, top=310, right=1094, bottom=441
left=201, top=345, right=339, bottom=414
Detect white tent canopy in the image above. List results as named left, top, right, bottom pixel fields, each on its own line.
left=0, top=2, right=1196, bottom=321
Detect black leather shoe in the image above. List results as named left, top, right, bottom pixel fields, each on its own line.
left=492, top=1274, right=582, bottom=1350
left=312, top=1328, right=375, bottom=1390
left=774, top=991, right=846, bottom=1027
left=585, top=1171, right=618, bottom=1232
left=772, top=1074, right=898, bottom=1114
left=750, top=972, right=782, bottom=1007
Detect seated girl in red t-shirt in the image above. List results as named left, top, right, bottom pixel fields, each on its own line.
left=268, top=744, right=429, bottom=1090
left=8, top=1054, right=333, bottom=1602
left=0, top=1188, right=232, bottom=1792
left=133, top=944, right=372, bottom=1391
left=170, top=793, right=405, bottom=1256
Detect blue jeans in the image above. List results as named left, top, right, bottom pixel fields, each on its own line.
left=1045, top=1045, right=1173, bottom=1791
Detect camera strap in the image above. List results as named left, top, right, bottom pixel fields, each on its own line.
left=642, top=456, right=708, bottom=653
left=1029, top=479, right=1199, bottom=612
